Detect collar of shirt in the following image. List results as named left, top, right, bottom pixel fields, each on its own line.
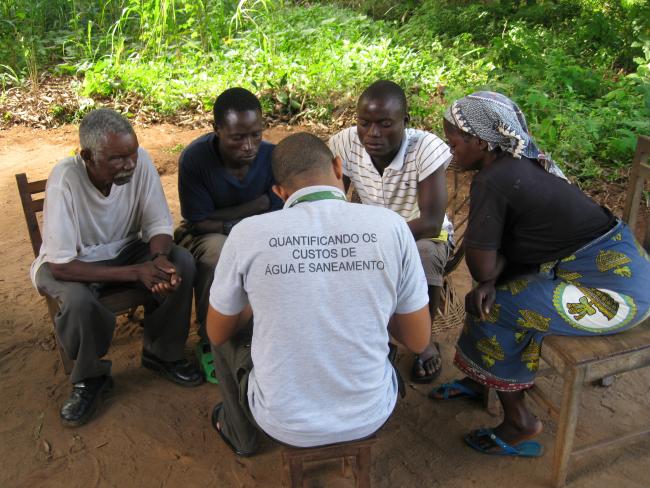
left=361, top=129, right=409, bottom=175
left=283, top=185, right=347, bottom=209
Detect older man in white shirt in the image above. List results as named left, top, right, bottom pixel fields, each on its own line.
left=32, top=109, right=202, bottom=427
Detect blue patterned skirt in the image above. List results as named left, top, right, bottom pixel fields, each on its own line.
left=455, top=220, right=650, bottom=391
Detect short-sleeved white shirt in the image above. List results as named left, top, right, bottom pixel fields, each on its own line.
left=328, top=127, right=453, bottom=233
left=30, top=148, right=173, bottom=286
left=209, top=185, right=429, bottom=447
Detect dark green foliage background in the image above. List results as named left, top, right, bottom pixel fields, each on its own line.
left=1, top=0, right=649, bottom=183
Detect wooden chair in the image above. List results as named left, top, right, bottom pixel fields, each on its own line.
left=16, top=172, right=149, bottom=375
left=281, top=435, right=377, bottom=488
left=522, top=135, right=650, bottom=487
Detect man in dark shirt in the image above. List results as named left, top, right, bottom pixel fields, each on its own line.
left=176, top=88, right=282, bottom=360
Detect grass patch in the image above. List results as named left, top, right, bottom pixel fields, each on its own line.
left=1, top=0, right=649, bottom=184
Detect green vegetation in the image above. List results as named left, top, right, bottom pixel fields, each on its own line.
left=1, top=0, right=649, bottom=183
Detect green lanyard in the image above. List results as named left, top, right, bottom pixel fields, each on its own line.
left=289, top=190, right=347, bottom=208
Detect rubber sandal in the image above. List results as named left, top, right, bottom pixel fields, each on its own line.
left=210, top=403, right=255, bottom=457
left=428, top=380, right=483, bottom=401
left=195, top=340, right=218, bottom=385
left=464, top=428, right=543, bottom=457
left=410, top=342, right=442, bottom=384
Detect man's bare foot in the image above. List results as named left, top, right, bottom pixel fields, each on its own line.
left=411, top=342, right=442, bottom=383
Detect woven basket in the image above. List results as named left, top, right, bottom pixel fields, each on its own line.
left=432, top=274, right=466, bottom=334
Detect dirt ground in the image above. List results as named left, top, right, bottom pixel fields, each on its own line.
left=0, top=123, right=648, bottom=488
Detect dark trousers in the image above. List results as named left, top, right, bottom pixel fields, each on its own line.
left=35, top=240, right=196, bottom=384
left=176, top=229, right=228, bottom=340
left=210, top=322, right=261, bottom=454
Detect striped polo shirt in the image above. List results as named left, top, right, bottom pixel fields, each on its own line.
left=328, top=127, right=453, bottom=233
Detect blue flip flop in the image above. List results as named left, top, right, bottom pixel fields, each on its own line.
left=428, top=380, right=483, bottom=400
left=464, top=428, right=543, bottom=457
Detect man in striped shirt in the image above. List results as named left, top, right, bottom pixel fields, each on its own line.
left=328, top=80, right=452, bottom=383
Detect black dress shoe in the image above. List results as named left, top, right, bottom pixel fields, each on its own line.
left=60, top=375, right=113, bottom=427
left=141, top=350, right=204, bottom=387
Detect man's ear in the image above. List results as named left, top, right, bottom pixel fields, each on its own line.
left=404, top=113, right=410, bottom=126
left=477, top=138, right=489, bottom=151
left=212, top=121, right=220, bottom=136
left=332, top=155, right=343, bottom=180
left=80, top=148, right=93, bottom=164
left=272, top=184, right=290, bottom=202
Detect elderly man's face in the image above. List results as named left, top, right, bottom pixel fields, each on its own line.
left=86, top=131, right=139, bottom=191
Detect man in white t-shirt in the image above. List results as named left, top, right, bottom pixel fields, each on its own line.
left=328, top=80, right=452, bottom=384
left=206, top=132, right=431, bottom=455
left=32, top=109, right=203, bottom=427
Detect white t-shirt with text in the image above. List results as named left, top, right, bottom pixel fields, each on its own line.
left=209, top=185, right=428, bottom=447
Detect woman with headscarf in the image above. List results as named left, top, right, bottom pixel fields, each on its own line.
left=430, top=91, right=650, bottom=457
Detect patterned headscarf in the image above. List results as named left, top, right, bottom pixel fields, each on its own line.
left=444, top=91, right=567, bottom=180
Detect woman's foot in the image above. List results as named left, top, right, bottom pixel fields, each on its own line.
left=429, top=376, right=484, bottom=400
left=467, top=414, right=543, bottom=453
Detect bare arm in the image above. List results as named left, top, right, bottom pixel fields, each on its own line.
left=388, top=304, right=431, bottom=355
left=48, top=260, right=140, bottom=283
left=191, top=194, right=270, bottom=235
left=407, top=166, right=447, bottom=239
left=206, top=304, right=253, bottom=346
left=464, top=247, right=507, bottom=320
left=464, top=247, right=506, bottom=283
left=48, top=234, right=179, bottom=293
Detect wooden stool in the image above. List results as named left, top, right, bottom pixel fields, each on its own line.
left=281, top=435, right=377, bottom=488
left=527, top=324, right=650, bottom=487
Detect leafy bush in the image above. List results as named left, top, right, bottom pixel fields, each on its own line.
left=1, top=0, right=649, bottom=184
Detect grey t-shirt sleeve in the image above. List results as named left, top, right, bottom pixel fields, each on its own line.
left=41, top=180, right=78, bottom=265
left=138, top=149, right=174, bottom=241
left=394, top=221, right=429, bottom=314
left=208, top=229, right=247, bottom=315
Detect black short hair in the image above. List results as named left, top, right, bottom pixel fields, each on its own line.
left=213, top=87, right=262, bottom=126
left=358, top=80, right=408, bottom=115
left=272, top=133, right=333, bottom=185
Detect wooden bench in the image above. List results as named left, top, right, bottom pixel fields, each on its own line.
left=281, top=435, right=377, bottom=488
left=524, top=135, right=650, bottom=487
left=16, top=172, right=149, bottom=375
